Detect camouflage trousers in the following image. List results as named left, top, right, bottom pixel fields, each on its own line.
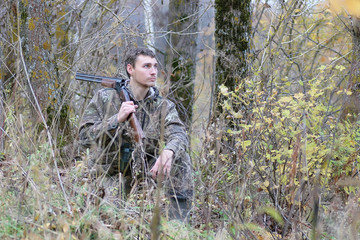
left=87, top=149, right=194, bottom=206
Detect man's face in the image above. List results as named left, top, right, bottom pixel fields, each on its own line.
left=127, top=55, right=158, bottom=89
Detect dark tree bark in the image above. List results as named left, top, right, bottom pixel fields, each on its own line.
left=340, top=17, right=360, bottom=122
left=166, top=0, right=200, bottom=131
left=18, top=0, right=74, bottom=145
left=0, top=2, right=9, bottom=152
left=19, top=0, right=58, bottom=117
left=0, top=1, right=18, bottom=152
left=212, top=0, right=252, bottom=165
left=214, top=0, right=251, bottom=106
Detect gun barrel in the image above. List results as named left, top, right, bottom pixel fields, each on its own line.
left=75, top=72, right=125, bottom=83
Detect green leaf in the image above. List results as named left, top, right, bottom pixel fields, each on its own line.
left=262, top=207, right=284, bottom=226
left=318, top=65, right=326, bottom=70
left=278, top=96, right=292, bottom=103
left=243, top=140, right=251, bottom=147
left=335, top=65, right=346, bottom=71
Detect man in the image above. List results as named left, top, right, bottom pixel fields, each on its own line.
left=79, top=47, right=193, bottom=221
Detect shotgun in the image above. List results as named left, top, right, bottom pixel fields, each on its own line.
left=75, top=72, right=145, bottom=143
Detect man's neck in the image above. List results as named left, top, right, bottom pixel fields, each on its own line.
left=129, top=80, right=149, bottom=101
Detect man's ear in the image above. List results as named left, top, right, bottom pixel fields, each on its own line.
left=127, top=64, right=134, bottom=76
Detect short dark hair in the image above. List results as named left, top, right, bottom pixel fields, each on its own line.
left=124, top=47, right=156, bottom=78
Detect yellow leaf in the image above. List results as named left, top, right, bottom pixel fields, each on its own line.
left=227, top=129, right=241, bottom=134
left=75, top=161, right=83, bottom=168
left=294, top=92, right=304, bottom=99
left=43, top=41, right=51, bottom=50
left=58, top=10, right=66, bottom=17
left=243, top=140, right=251, bottom=147
left=44, top=71, right=50, bottom=80
left=224, top=100, right=231, bottom=110
left=232, top=111, right=243, bottom=118
left=55, top=25, right=65, bottom=41
left=278, top=96, right=292, bottom=103
left=283, top=109, right=290, bottom=118
left=264, top=180, right=270, bottom=188
left=336, top=89, right=353, bottom=95
left=28, top=18, right=35, bottom=30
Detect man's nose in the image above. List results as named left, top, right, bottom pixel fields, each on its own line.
left=150, top=67, right=157, bottom=75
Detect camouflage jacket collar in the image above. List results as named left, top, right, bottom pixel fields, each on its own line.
left=125, top=81, right=160, bottom=103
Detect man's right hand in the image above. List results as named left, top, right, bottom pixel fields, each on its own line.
left=117, top=101, right=138, bottom=123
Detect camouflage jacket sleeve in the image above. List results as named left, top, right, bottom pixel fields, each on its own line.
left=79, top=89, right=123, bottom=148
left=162, top=100, right=189, bottom=159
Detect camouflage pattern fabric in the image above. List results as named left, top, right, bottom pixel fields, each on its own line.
left=79, top=83, right=193, bottom=203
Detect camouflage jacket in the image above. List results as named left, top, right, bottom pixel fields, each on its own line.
left=79, top=83, right=189, bottom=177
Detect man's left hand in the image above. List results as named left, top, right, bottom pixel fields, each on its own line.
left=150, top=149, right=174, bottom=180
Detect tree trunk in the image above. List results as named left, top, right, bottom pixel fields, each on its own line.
left=214, top=0, right=251, bottom=104
left=0, top=2, right=7, bottom=152
left=340, top=17, right=360, bottom=122
left=143, top=0, right=155, bottom=52
left=0, top=1, right=18, bottom=152
left=0, top=79, right=4, bottom=153
left=213, top=0, right=252, bottom=164
left=19, top=0, right=57, bottom=118
left=18, top=0, right=74, bottom=145
left=166, top=0, right=199, bottom=131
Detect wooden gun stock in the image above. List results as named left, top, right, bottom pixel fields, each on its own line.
left=118, top=87, right=145, bottom=143
left=75, top=72, right=145, bottom=143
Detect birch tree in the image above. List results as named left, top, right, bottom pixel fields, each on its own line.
left=143, top=0, right=155, bottom=52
